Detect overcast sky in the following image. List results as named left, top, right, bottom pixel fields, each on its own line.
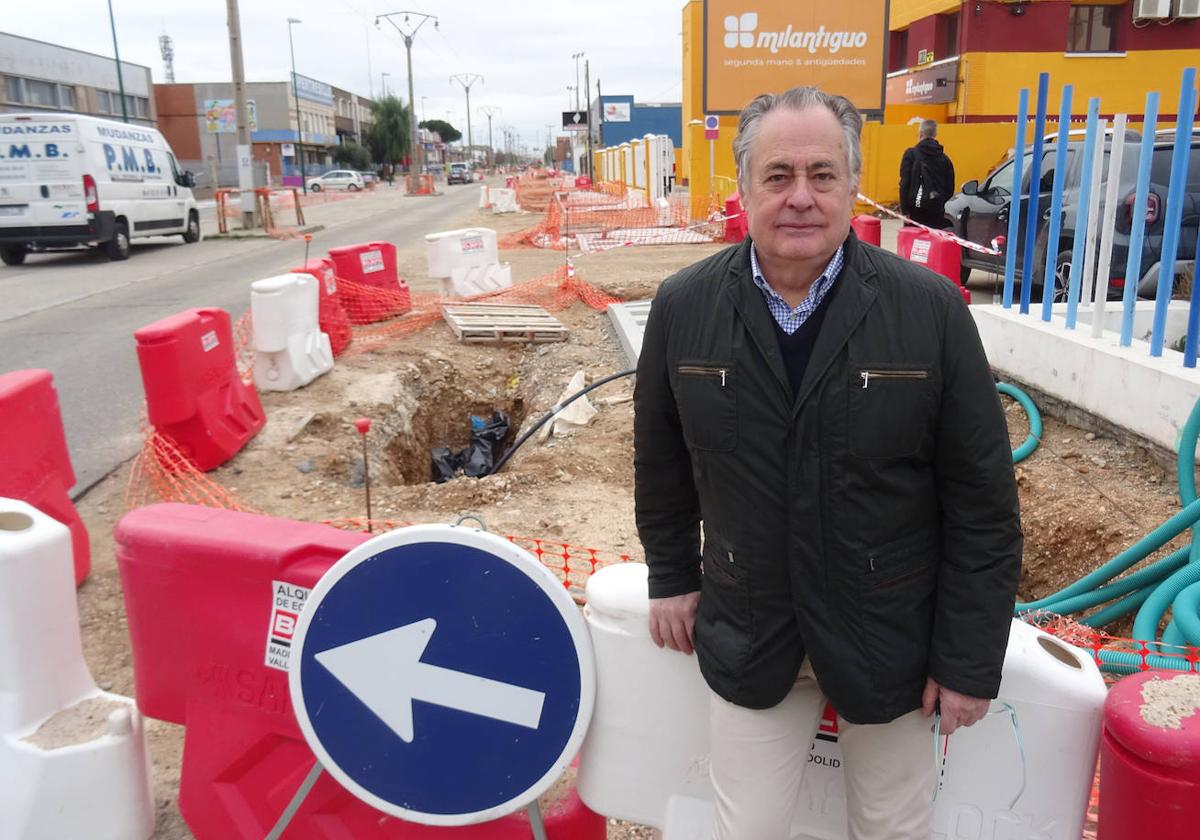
left=5, top=0, right=685, bottom=153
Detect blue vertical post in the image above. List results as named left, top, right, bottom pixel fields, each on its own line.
left=1003, top=88, right=1029, bottom=309
left=1066, top=98, right=1101, bottom=331
left=1151, top=67, right=1198, bottom=357
left=1020, top=73, right=1050, bottom=315
left=1186, top=222, right=1200, bottom=367
left=1120, top=92, right=1160, bottom=347
left=1041, top=84, right=1074, bottom=322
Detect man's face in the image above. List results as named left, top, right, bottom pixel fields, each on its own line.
left=740, top=106, right=855, bottom=266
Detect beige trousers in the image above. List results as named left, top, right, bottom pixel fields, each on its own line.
left=710, top=661, right=935, bottom=840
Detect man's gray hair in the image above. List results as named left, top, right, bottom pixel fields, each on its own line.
left=732, top=86, right=864, bottom=194
left=919, top=119, right=938, bottom=138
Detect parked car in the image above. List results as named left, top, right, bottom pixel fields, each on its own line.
left=0, top=111, right=200, bottom=265
left=944, top=128, right=1199, bottom=302
left=306, top=170, right=364, bottom=192
left=447, top=163, right=471, bottom=185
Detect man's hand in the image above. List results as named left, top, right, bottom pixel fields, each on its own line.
left=648, top=591, right=701, bottom=655
left=921, top=677, right=990, bottom=735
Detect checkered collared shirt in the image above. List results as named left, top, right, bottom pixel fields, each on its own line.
left=749, top=242, right=844, bottom=335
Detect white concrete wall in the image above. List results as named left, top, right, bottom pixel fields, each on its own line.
left=970, top=301, right=1200, bottom=457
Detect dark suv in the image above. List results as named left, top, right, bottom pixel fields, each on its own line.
left=944, top=129, right=1199, bottom=301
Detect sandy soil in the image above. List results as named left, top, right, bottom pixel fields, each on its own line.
left=70, top=198, right=1185, bottom=838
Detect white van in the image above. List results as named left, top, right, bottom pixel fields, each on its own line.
left=0, top=112, right=200, bottom=265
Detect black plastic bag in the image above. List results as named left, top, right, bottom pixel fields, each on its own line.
left=429, top=411, right=511, bottom=483
left=460, top=411, right=510, bottom=478
left=430, top=446, right=460, bottom=483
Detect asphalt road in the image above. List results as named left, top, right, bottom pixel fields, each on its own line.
left=0, top=182, right=486, bottom=496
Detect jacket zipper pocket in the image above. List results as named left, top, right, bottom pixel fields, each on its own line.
left=859, top=369, right=929, bottom=389
left=865, top=563, right=933, bottom=592
left=678, top=365, right=728, bottom=387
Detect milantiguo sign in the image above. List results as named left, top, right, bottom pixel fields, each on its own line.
left=703, top=0, right=889, bottom=115
left=885, top=59, right=959, bottom=106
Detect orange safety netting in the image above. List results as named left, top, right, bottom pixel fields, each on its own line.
left=327, top=263, right=619, bottom=359
left=125, top=419, right=264, bottom=515
left=1026, top=610, right=1200, bottom=678
left=499, top=180, right=725, bottom=252
left=324, top=517, right=638, bottom=601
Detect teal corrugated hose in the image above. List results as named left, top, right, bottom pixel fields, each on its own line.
left=1003, top=386, right=1200, bottom=673
left=997, top=382, right=1042, bottom=464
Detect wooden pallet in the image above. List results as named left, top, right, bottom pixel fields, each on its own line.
left=441, top=303, right=569, bottom=344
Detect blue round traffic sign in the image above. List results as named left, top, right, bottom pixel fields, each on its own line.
left=289, top=525, right=595, bottom=825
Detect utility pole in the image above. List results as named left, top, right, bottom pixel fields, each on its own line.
left=596, top=78, right=604, bottom=148
left=450, top=73, right=483, bottom=167
left=226, top=0, right=256, bottom=225
left=584, top=59, right=592, bottom=179
left=286, top=17, right=306, bottom=195
left=107, top=0, right=129, bottom=123
left=479, top=106, right=500, bottom=172
left=381, top=72, right=389, bottom=96
left=376, top=10, right=438, bottom=193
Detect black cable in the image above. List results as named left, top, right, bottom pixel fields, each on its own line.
left=489, top=369, right=636, bottom=475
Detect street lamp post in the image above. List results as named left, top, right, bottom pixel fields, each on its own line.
left=375, top=10, right=438, bottom=192
left=421, top=95, right=428, bottom=122
left=571, top=51, right=584, bottom=112
left=478, top=106, right=500, bottom=172
left=381, top=71, right=390, bottom=96
left=107, top=0, right=129, bottom=122
left=449, top=73, right=483, bottom=167
left=287, top=17, right=306, bottom=195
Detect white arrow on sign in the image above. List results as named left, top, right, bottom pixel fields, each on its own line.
left=314, top=617, right=546, bottom=743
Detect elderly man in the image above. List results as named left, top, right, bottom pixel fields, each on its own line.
left=633, top=87, right=1022, bottom=840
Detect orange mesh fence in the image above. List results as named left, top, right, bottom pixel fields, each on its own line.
left=323, top=517, right=638, bottom=601
left=499, top=185, right=724, bottom=252
left=182, top=264, right=620, bottom=411
left=330, top=263, right=619, bottom=359
left=125, top=419, right=263, bottom=515
left=1025, top=610, right=1200, bottom=678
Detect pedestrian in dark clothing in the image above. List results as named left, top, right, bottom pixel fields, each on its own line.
left=900, top=119, right=956, bottom=228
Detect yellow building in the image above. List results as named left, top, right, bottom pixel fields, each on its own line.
left=678, top=0, right=1198, bottom=214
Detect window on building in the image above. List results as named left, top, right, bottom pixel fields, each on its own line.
left=4, top=76, right=76, bottom=110
left=889, top=29, right=908, bottom=72
left=1067, top=6, right=1116, bottom=53
left=942, top=11, right=960, bottom=59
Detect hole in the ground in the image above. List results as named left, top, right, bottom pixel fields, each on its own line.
left=383, top=377, right=529, bottom=486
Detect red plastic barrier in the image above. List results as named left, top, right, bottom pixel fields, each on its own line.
left=1099, top=671, right=1200, bottom=839
left=291, top=258, right=352, bottom=357
left=724, top=193, right=747, bottom=243
left=133, top=308, right=265, bottom=472
left=851, top=214, right=881, bottom=247
left=115, top=504, right=605, bottom=840
left=0, top=369, right=90, bottom=585
left=574, top=176, right=593, bottom=189
left=327, top=242, right=413, bottom=325
left=895, top=226, right=971, bottom=305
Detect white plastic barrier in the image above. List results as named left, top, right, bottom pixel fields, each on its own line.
left=425, top=227, right=501, bottom=279
left=577, top=563, right=1107, bottom=840
left=443, top=262, right=513, bottom=297
left=0, top=499, right=154, bottom=840
left=478, top=185, right=491, bottom=209
left=250, top=273, right=334, bottom=392
left=490, top=188, right=519, bottom=214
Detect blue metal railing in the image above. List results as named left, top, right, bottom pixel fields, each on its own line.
left=1001, top=68, right=1198, bottom=367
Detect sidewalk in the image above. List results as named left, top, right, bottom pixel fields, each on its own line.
left=198, top=182, right=458, bottom=239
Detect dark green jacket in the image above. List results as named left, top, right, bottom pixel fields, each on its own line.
left=633, top=232, right=1022, bottom=724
